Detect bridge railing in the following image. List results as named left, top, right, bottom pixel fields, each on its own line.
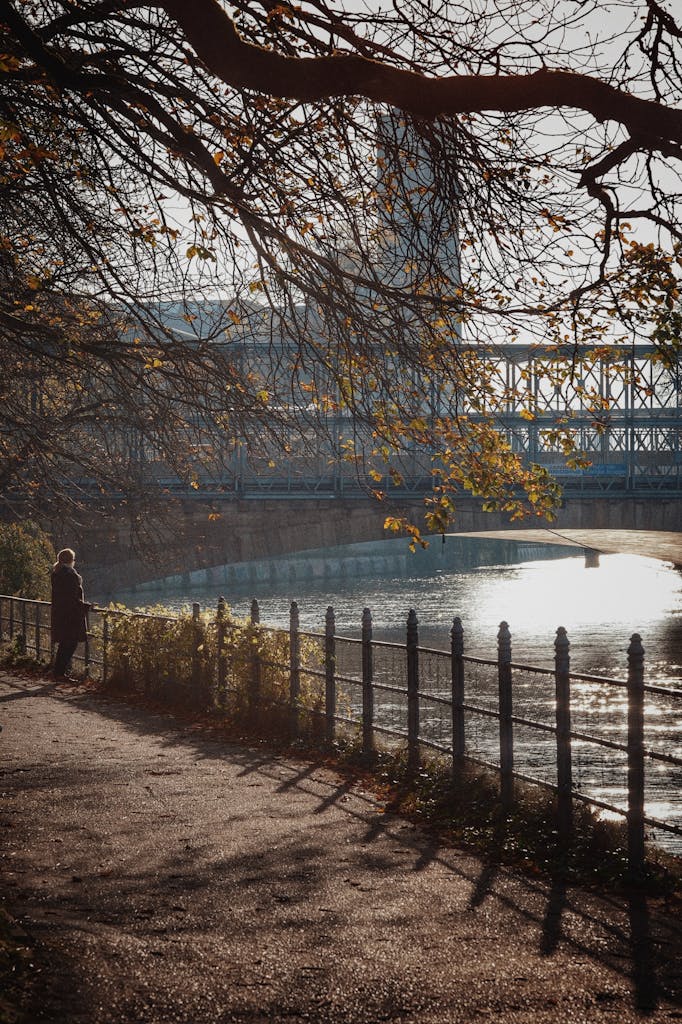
left=1, top=592, right=680, bottom=872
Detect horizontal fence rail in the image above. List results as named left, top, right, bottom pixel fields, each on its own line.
left=1, top=592, right=680, bottom=873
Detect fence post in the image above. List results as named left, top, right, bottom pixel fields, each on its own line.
left=361, top=607, right=374, bottom=758
left=191, top=602, right=201, bottom=694
left=250, top=598, right=262, bottom=711
left=627, top=633, right=646, bottom=879
left=451, top=616, right=465, bottom=767
left=289, top=601, right=300, bottom=739
left=217, top=597, right=227, bottom=702
left=9, top=598, right=14, bottom=641
left=19, top=600, right=27, bottom=655
left=35, top=602, right=42, bottom=660
left=102, top=614, right=109, bottom=684
left=554, top=626, right=572, bottom=848
left=407, top=608, right=420, bottom=774
left=83, top=605, right=91, bottom=678
left=325, top=606, right=336, bottom=746
left=0, top=596, right=4, bottom=639
left=497, top=620, right=514, bottom=810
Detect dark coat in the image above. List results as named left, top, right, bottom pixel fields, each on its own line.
left=50, top=564, right=88, bottom=644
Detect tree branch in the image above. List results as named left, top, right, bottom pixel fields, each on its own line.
left=152, top=0, right=682, bottom=147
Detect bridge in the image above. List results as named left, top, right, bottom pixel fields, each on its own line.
left=77, top=490, right=682, bottom=595
left=68, top=341, right=681, bottom=591
left=135, top=339, right=682, bottom=500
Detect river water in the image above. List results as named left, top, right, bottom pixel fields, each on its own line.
left=119, top=546, right=682, bottom=851
left=142, top=548, right=682, bottom=682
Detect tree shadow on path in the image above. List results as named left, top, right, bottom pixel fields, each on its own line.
left=2, top=675, right=680, bottom=1018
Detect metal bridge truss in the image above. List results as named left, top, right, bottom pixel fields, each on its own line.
left=486, top=344, right=682, bottom=495
left=136, top=343, right=682, bottom=500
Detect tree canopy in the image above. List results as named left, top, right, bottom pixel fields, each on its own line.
left=1, top=0, right=680, bottom=537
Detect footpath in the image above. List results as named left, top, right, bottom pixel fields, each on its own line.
left=0, top=672, right=681, bottom=1024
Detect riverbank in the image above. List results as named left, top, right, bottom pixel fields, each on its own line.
left=2, top=670, right=681, bottom=1023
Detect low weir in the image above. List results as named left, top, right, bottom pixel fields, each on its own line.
left=128, top=536, right=575, bottom=597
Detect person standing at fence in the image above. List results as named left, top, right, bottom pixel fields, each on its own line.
left=50, top=548, right=89, bottom=682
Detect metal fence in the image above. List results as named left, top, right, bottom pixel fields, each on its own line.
left=1, top=593, right=680, bottom=872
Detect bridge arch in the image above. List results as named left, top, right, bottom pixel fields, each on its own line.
left=77, top=492, right=682, bottom=593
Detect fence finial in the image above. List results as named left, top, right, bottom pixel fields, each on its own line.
left=217, top=596, right=227, bottom=698
left=325, top=605, right=336, bottom=746
left=554, top=625, right=569, bottom=663
left=497, top=620, right=511, bottom=663
left=628, top=633, right=644, bottom=664
left=289, top=600, right=301, bottom=738
left=451, top=616, right=463, bottom=656
left=497, top=620, right=513, bottom=807
left=407, top=608, right=418, bottom=647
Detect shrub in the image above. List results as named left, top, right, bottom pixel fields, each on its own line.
left=0, top=522, right=55, bottom=599
left=98, top=603, right=324, bottom=726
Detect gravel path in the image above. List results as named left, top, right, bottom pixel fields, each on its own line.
left=1, top=673, right=680, bottom=1023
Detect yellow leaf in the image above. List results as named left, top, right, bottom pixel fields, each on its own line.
left=213, top=151, right=225, bottom=165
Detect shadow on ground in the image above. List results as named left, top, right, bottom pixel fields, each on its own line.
left=1, top=676, right=680, bottom=1022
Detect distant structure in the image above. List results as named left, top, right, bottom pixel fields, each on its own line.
left=375, top=111, right=461, bottom=304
